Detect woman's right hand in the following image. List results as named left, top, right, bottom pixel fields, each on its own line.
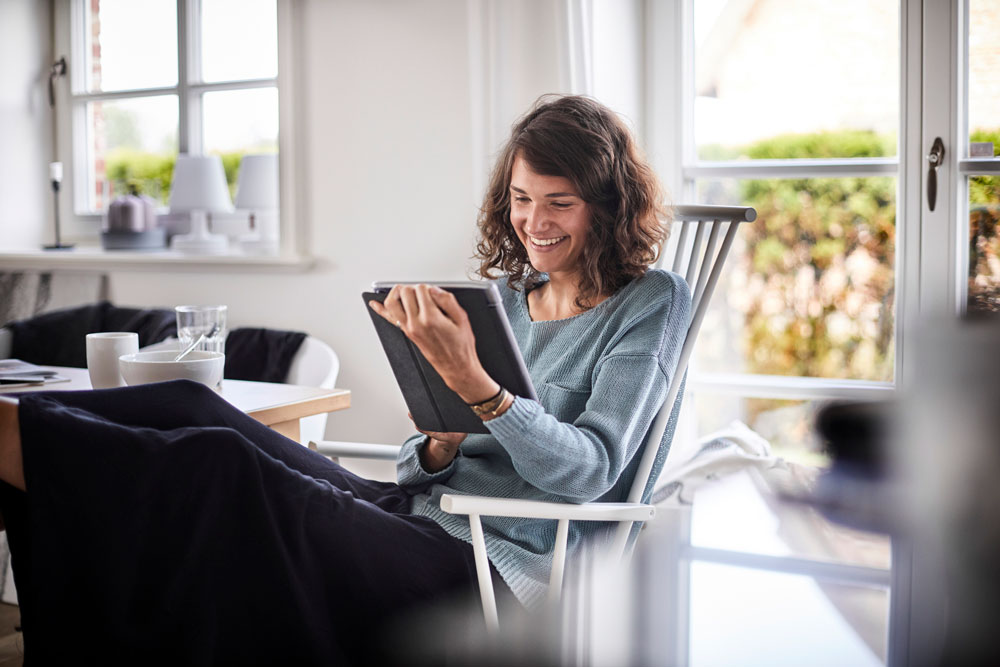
left=410, top=414, right=465, bottom=473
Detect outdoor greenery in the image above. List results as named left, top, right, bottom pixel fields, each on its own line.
left=702, top=130, right=897, bottom=383
left=104, top=149, right=273, bottom=205
left=968, top=129, right=1000, bottom=313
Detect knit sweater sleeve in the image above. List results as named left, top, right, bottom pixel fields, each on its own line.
left=484, top=279, right=689, bottom=503
left=396, top=432, right=459, bottom=493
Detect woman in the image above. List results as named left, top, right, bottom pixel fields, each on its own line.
left=0, top=95, right=689, bottom=665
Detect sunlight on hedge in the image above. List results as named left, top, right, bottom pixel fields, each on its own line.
left=104, top=148, right=276, bottom=204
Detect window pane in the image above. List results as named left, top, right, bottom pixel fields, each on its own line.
left=85, top=0, right=177, bottom=92
left=693, top=177, right=896, bottom=381
left=968, top=176, right=1000, bottom=314
left=690, top=563, right=888, bottom=665
left=968, top=0, right=1000, bottom=154
left=87, top=96, right=178, bottom=211
left=201, top=0, right=278, bottom=83
left=693, top=0, right=898, bottom=160
left=684, top=412, right=890, bottom=561
left=695, top=395, right=827, bottom=466
left=202, top=88, right=279, bottom=197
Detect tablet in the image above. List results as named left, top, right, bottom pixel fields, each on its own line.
left=363, top=281, right=537, bottom=434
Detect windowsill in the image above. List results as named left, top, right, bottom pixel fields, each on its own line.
left=0, top=246, right=316, bottom=273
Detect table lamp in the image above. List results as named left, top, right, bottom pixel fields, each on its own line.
left=169, top=154, right=233, bottom=254
left=234, top=154, right=279, bottom=253
left=43, top=162, right=74, bottom=250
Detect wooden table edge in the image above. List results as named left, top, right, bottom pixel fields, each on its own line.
left=246, top=389, right=351, bottom=427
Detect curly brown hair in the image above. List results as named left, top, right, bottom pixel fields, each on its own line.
left=476, top=95, right=669, bottom=309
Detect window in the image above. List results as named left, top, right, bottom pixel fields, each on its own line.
left=61, top=0, right=280, bottom=245
left=661, top=0, right=901, bottom=467
left=963, top=0, right=1000, bottom=314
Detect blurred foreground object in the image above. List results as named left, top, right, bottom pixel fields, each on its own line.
left=898, top=314, right=1000, bottom=666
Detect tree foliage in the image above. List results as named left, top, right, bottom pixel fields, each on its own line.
left=723, top=131, right=897, bottom=382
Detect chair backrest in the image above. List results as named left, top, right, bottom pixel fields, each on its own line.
left=609, top=204, right=756, bottom=558
left=287, top=336, right=340, bottom=444
left=286, top=335, right=339, bottom=388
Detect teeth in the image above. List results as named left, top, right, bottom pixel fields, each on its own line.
left=532, top=236, right=566, bottom=247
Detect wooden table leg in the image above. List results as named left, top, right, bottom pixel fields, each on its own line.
left=269, top=419, right=301, bottom=443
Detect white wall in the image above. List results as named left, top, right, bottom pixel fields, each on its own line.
left=0, top=0, right=53, bottom=248
left=107, top=0, right=570, bottom=445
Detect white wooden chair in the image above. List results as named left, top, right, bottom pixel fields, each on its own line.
left=312, top=204, right=756, bottom=633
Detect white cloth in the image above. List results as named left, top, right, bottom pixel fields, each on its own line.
left=652, top=420, right=785, bottom=507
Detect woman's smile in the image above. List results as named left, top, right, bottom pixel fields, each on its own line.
left=528, top=235, right=568, bottom=248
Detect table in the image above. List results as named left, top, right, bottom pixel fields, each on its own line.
left=1, top=366, right=350, bottom=443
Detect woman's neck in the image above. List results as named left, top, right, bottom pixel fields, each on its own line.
left=527, top=273, right=608, bottom=321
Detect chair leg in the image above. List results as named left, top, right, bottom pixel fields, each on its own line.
left=548, top=518, right=570, bottom=605
left=469, top=514, right=499, bottom=635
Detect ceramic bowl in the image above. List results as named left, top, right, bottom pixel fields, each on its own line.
left=118, top=350, right=225, bottom=388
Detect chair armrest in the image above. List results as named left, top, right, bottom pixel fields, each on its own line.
left=439, top=494, right=655, bottom=523
left=309, top=440, right=402, bottom=460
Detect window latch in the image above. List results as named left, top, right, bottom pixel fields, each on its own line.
left=926, top=137, right=945, bottom=211
left=48, top=56, right=67, bottom=108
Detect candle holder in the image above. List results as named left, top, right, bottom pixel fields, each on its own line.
left=43, top=161, right=74, bottom=251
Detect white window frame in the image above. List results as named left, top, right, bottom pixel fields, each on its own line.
left=645, top=0, right=906, bottom=407
left=52, top=0, right=303, bottom=258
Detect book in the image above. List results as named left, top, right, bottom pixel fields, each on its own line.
left=0, top=359, right=72, bottom=389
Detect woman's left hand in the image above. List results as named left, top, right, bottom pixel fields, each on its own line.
left=369, top=284, right=500, bottom=404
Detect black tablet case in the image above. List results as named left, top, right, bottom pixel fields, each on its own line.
left=363, top=283, right=537, bottom=434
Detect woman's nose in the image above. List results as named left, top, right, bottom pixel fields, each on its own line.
left=524, top=204, right=547, bottom=233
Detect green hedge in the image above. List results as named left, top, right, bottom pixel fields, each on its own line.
left=103, top=149, right=268, bottom=204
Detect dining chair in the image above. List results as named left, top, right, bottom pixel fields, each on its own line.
left=312, top=204, right=757, bottom=633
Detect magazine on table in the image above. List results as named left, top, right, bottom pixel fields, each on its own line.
left=0, top=359, right=72, bottom=389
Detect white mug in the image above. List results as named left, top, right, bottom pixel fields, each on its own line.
left=86, top=332, right=138, bottom=389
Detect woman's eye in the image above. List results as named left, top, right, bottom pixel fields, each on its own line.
left=551, top=202, right=571, bottom=209
left=513, top=196, right=530, bottom=204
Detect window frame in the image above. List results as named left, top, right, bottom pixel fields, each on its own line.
left=52, top=0, right=301, bottom=257
left=645, top=0, right=910, bottom=407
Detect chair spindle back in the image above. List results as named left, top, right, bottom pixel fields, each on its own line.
left=609, top=204, right=756, bottom=558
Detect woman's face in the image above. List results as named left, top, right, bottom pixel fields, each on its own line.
left=509, top=156, right=591, bottom=280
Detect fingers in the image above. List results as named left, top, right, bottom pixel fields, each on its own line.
left=428, top=286, right=469, bottom=325
left=368, top=284, right=470, bottom=334
left=398, top=285, right=420, bottom=324
left=413, top=285, right=443, bottom=327
left=368, top=284, right=412, bottom=330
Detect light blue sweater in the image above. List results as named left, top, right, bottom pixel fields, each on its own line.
left=396, top=269, right=691, bottom=608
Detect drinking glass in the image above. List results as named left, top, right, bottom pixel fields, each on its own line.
left=175, top=305, right=228, bottom=354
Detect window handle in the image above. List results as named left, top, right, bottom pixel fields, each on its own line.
left=926, top=137, right=945, bottom=211
left=48, top=57, right=66, bottom=108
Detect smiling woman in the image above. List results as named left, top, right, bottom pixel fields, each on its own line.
left=476, top=95, right=668, bottom=315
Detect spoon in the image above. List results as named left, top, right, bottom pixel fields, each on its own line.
left=173, top=324, right=220, bottom=362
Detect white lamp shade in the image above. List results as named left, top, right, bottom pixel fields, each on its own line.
left=234, top=154, right=279, bottom=211
left=169, top=154, right=234, bottom=213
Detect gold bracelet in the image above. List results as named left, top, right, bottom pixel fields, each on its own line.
left=485, top=390, right=514, bottom=421
left=469, top=387, right=508, bottom=419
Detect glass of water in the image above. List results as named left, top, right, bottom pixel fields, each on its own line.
left=175, top=305, right=228, bottom=354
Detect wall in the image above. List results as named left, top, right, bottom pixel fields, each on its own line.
left=106, top=0, right=569, bottom=445
left=0, top=0, right=54, bottom=248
